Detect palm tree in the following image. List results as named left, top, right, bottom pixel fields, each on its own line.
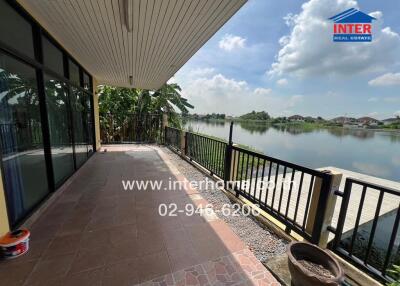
left=135, top=89, right=152, bottom=114
left=151, top=83, right=193, bottom=127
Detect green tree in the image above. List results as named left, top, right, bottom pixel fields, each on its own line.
left=98, top=86, right=138, bottom=141
left=151, top=83, right=193, bottom=127
left=98, top=82, right=193, bottom=141
left=239, top=111, right=270, bottom=121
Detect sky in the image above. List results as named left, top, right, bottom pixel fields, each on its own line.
left=170, top=0, right=400, bottom=120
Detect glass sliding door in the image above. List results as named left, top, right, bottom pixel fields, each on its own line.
left=44, top=75, right=74, bottom=186
left=0, top=0, right=96, bottom=227
left=0, top=53, right=49, bottom=226
left=70, top=86, right=87, bottom=168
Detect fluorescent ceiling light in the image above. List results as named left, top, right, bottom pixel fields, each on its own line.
left=124, top=0, right=133, bottom=32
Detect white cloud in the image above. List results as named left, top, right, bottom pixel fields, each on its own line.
left=384, top=97, right=400, bottom=103
left=365, top=97, right=400, bottom=103
left=278, top=35, right=290, bottom=47
left=283, top=13, right=297, bottom=27
left=395, top=111, right=400, bottom=117
left=186, top=68, right=216, bottom=79
left=218, top=34, right=246, bottom=51
left=174, top=69, right=302, bottom=116
left=287, top=95, right=304, bottom=108
left=254, top=88, right=272, bottom=95
left=168, top=67, right=215, bottom=84
left=368, top=73, right=400, bottom=86
left=369, top=11, right=383, bottom=20
left=368, top=111, right=379, bottom=117
left=277, top=78, right=289, bottom=86
left=269, top=0, right=400, bottom=77
left=325, top=91, right=338, bottom=98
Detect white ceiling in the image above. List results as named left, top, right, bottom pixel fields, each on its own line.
left=18, top=0, right=247, bottom=89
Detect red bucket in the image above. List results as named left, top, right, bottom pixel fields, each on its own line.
left=0, top=229, right=30, bottom=259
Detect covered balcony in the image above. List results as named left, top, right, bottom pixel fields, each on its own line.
left=0, top=0, right=281, bottom=285
left=0, top=145, right=278, bottom=285
left=1, top=1, right=399, bottom=285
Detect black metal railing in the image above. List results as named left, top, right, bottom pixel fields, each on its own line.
left=163, top=123, right=400, bottom=283
left=164, top=126, right=181, bottom=151
left=164, top=123, right=332, bottom=244
left=230, top=145, right=332, bottom=243
left=185, top=132, right=227, bottom=178
left=328, top=178, right=400, bottom=283
left=100, top=113, right=161, bottom=144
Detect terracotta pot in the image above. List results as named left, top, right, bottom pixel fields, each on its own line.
left=287, top=242, right=344, bottom=286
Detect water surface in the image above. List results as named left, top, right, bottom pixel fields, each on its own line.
left=183, top=120, right=400, bottom=182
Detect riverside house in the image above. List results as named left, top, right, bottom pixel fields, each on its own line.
left=0, top=1, right=399, bottom=285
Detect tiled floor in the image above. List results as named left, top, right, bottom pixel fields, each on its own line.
left=0, top=145, right=279, bottom=286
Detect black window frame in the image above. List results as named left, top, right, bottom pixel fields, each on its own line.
left=0, top=0, right=96, bottom=229
left=41, top=34, right=64, bottom=76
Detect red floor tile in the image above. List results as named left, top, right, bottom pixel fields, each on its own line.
left=63, top=268, right=103, bottom=286
left=69, top=248, right=107, bottom=274
left=25, top=254, right=75, bottom=284
left=137, top=251, right=172, bottom=282
left=167, top=245, right=200, bottom=272
left=0, top=146, right=278, bottom=286
left=101, top=259, right=139, bottom=286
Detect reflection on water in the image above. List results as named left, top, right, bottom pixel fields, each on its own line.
left=183, top=120, right=400, bottom=182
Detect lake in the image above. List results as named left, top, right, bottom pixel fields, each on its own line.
left=183, top=120, right=400, bottom=182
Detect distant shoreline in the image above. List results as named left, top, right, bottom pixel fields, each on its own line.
left=183, top=118, right=400, bottom=133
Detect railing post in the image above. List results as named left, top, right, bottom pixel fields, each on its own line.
left=162, top=113, right=168, bottom=128
left=224, top=122, right=234, bottom=189
left=230, top=144, right=239, bottom=195
left=306, top=169, right=343, bottom=247
left=180, top=130, right=186, bottom=156
left=184, top=132, right=188, bottom=155
left=332, top=179, right=351, bottom=249
left=229, top=145, right=238, bottom=181
left=162, top=113, right=168, bottom=144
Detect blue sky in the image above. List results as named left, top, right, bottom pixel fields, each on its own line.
left=172, top=0, right=400, bottom=119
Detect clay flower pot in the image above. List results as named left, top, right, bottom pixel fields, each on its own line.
left=287, top=242, right=344, bottom=286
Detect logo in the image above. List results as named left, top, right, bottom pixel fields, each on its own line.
left=329, top=8, right=376, bottom=42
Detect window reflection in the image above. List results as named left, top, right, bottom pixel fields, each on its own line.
left=69, top=60, right=80, bottom=86
left=44, top=75, right=74, bottom=186
left=83, top=72, right=90, bottom=90
left=86, top=92, right=94, bottom=154
left=42, top=37, right=64, bottom=76
left=0, top=53, right=49, bottom=226
left=71, top=87, right=88, bottom=167
left=0, top=0, right=34, bottom=59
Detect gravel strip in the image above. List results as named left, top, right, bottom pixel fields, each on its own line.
left=162, top=147, right=288, bottom=263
